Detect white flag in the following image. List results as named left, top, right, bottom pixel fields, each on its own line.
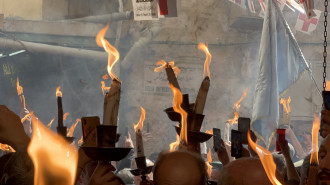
left=252, top=0, right=309, bottom=145
left=295, top=9, right=321, bottom=35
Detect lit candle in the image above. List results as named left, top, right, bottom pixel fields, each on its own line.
left=103, top=79, right=121, bottom=126
left=56, top=87, right=63, bottom=128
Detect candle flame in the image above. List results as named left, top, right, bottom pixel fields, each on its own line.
left=78, top=136, right=83, bottom=146
left=101, top=81, right=110, bottom=95
left=56, top=87, right=62, bottom=98
left=17, top=77, right=26, bottom=108
left=169, top=134, right=180, bottom=152
left=169, top=83, right=188, bottom=144
left=198, top=43, right=212, bottom=79
left=63, top=113, right=69, bottom=121
left=28, top=113, right=78, bottom=185
left=67, top=119, right=81, bottom=137
left=47, top=118, right=55, bottom=128
left=154, top=60, right=181, bottom=77
left=21, top=111, right=33, bottom=123
left=310, top=114, right=320, bottom=165
left=205, top=129, right=213, bottom=134
left=206, top=148, right=213, bottom=178
left=227, top=88, right=248, bottom=125
left=133, top=107, right=146, bottom=132
left=102, top=74, right=109, bottom=80
left=0, top=143, right=15, bottom=153
left=280, top=97, right=291, bottom=114
left=247, top=130, right=282, bottom=185
left=96, top=24, right=120, bottom=82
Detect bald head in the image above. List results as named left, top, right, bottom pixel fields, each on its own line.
left=218, top=157, right=284, bottom=185
left=153, top=151, right=207, bottom=185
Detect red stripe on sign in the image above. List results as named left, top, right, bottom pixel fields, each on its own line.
left=159, top=0, right=168, bottom=15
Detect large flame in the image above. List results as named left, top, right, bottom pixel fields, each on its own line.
left=0, top=143, right=15, bottom=153
left=96, top=24, right=120, bottom=82
left=310, top=114, right=320, bottom=164
left=47, top=118, right=55, bottom=128
left=227, top=88, right=248, bottom=125
left=198, top=43, right=212, bottom=79
left=154, top=60, right=181, bottom=77
left=169, top=134, right=180, bottom=152
left=17, top=77, right=26, bottom=108
left=280, top=97, right=291, bottom=114
left=28, top=114, right=78, bottom=185
left=133, top=107, right=146, bottom=132
left=248, top=130, right=282, bottom=185
left=67, top=119, right=81, bottom=137
left=169, top=84, right=188, bottom=144
left=56, top=86, right=62, bottom=98
left=206, top=148, right=213, bottom=178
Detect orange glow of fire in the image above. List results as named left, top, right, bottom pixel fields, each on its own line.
left=206, top=148, right=213, bottom=178
left=56, top=86, right=62, bottom=98
left=133, top=107, right=146, bottom=132
left=63, top=113, right=69, bottom=121
left=169, top=83, right=188, bottom=144
left=67, top=119, right=81, bottom=137
left=28, top=113, right=78, bottom=185
left=101, top=81, right=110, bottom=95
left=247, top=130, right=282, bottom=185
left=310, top=114, right=320, bottom=165
left=205, top=129, right=213, bottom=135
left=154, top=60, right=181, bottom=77
left=198, top=43, right=212, bottom=79
left=0, top=143, right=15, bottom=153
left=96, top=24, right=120, bottom=82
left=280, top=97, right=291, bottom=114
left=78, top=136, right=83, bottom=146
left=47, top=118, right=55, bottom=128
left=227, top=88, right=248, bottom=125
left=169, top=135, right=180, bottom=152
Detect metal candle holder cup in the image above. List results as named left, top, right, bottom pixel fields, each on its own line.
left=130, top=156, right=153, bottom=176
left=96, top=125, right=117, bottom=147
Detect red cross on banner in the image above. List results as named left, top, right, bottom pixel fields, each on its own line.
left=295, top=10, right=321, bottom=34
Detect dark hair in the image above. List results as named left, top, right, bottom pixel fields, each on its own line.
left=153, top=150, right=207, bottom=185
left=0, top=147, right=34, bottom=185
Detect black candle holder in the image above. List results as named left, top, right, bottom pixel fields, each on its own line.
left=82, top=125, right=132, bottom=161
left=164, top=94, right=213, bottom=144
left=57, top=126, right=75, bottom=143
left=130, top=156, right=153, bottom=176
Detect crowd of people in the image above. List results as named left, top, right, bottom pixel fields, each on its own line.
left=0, top=104, right=330, bottom=185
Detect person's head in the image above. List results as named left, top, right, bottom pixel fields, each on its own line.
left=209, top=161, right=222, bottom=182
left=299, top=154, right=311, bottom=185
left=318, top=135, right=330, bottom=185
left=218, top=157, right=284, bottom=185
left=116, top=168, right=134, bottom=184
left=0, top=147, right=34, bottom=185
left=153, top=150, right=207, bottom=185
left=133, top=158, right=154, bottom=185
